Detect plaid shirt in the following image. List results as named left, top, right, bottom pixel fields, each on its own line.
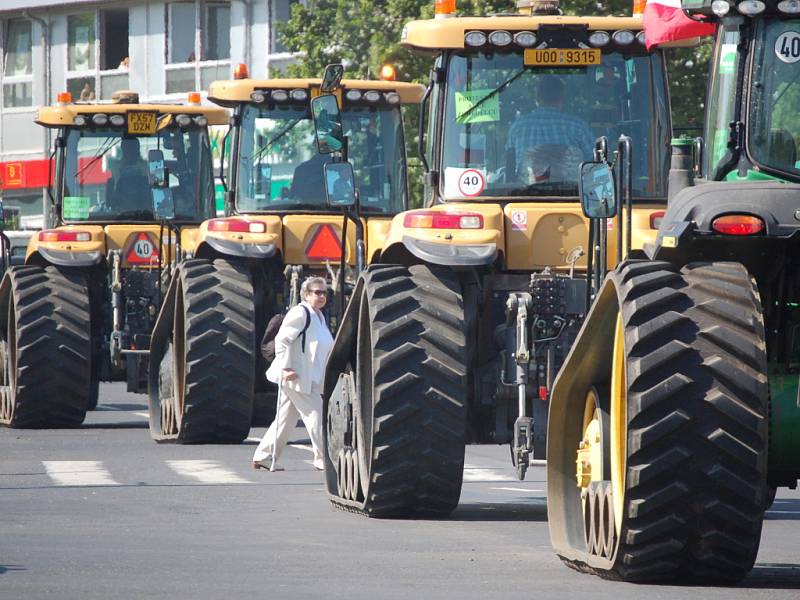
left=506, top=108, right=596, bottom=166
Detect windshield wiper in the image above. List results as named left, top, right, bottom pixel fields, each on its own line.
left=458, top=68, right=528, bottom=122
left=251, top=117, right=306, bottom=165
left=507, top=182, right=578, bottom=196
left=74, top=137, right=120, bottom=183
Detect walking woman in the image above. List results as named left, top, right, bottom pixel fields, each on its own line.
left=252, top=276, right=334, bottom=471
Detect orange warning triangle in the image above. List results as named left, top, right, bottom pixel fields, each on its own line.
left=126, top=232, right=160, bottom=265
left=305, top=224, right=342, bottom=261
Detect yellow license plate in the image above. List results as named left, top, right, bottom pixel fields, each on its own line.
left=127, top=111, right=158, bottom=135
left=524, top=48, right=601, bottom=67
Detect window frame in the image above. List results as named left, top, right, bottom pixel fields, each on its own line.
left=164, top=0, right=231, bottom=97
left=65, top=10, right=131, bottom=103
left=1, top=18, right=35, bottom=111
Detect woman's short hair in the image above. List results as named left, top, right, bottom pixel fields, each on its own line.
left=301, top=276, right=327, bottom=299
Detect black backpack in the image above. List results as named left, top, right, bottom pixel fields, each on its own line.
left=260, top=305, right=311, bottom=363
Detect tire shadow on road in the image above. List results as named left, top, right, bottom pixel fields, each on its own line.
left=765, top=498, right=800, bottom=520
left=0, top=564, right=26, bottom=575
left=80, top=422, right=149, bottom=429
left=739, top=563, right=800, bottom=589
left=447, top=501, right=547, bottom=522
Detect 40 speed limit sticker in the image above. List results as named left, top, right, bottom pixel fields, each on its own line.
left=776, top=31, right=800, bottom=64
left=457, top=169, right=486, bottom=197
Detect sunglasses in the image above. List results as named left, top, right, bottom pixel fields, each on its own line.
left=309, top=289, right=328, bottom=296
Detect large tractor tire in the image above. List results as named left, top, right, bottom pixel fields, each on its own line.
left=0, top=266, right=92, bottom=427
left=151, top=259, right=254, bottom=443
left=548, top=261, right=769, bottom=582
left=325, top=264, right=467, bottom=517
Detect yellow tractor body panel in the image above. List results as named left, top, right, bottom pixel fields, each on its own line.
left=628, top=204, right=663, bottom=250
left=365, top=218, right=393, bottom=262
left=25, top=225, right=106, bottom=261
left=208, top=79, right=425, bottom=107
left=196, top=215, right=283, bottom=255
left=26, top=223, right=201, bottom=267
left=503, top=203, right=590, bottom=270
left=401, top=16, right=643, bottom=52
left=281, top=215, right=357, bottom=266
left=381, top=203, right=504, bottom=263
left=36, top=103, right=229, bottom=128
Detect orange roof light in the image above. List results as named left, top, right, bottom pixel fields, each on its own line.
left=435, top=0, right=457, bottom=18
left=187, top=92, right=201, bottom=105
left=234, top=63, right=249, bottom=80
left=57, top=92, right=72, bottom=104
left=632, top=0, right=646, bottom=16
left=380, top=64, right=397, bottom=81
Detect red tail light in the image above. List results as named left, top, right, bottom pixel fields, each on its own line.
left=650, top=210, right=665, bottom=230
left=207, top=219, right=267, bottom=234
left=39, top=230, right=91, bottom=242
left=711, top=214, right=764, bottom=236
left=403, top=211, right=483, bottom=229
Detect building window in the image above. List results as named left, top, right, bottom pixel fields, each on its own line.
left=101, top=10, right=130, bottom=70
left=166, top=1, right=231, bottom=94
left=271, top=0, right=298, bottom=54
left=205, top=3, right=231, bottom=61
left=66, top=11, right=130, bottom=102
left=2, top=19, right=34, bottom=108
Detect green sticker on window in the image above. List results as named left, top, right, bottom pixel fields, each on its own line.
left=719, top=44, right=737, bottom=75
left=455, top=89, right=500, bottom=124
left=63, top=196, right=91, bottom=220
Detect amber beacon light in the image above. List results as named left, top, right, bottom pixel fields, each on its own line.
left=435, top=0, right=457, bottom=18
left=233, top=63, right=249, bottom=80
left=380, top=64, right=397, bottom=81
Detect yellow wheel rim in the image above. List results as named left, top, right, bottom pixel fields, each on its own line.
left=610, top=312, right=627, bottom=535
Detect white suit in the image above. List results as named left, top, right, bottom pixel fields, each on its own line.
left=253, top=300, right=334, bottom=469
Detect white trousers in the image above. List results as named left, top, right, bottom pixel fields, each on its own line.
left=252, top=386, right=325, bottom=469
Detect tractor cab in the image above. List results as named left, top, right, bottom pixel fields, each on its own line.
left=200, top=76, right=423, bottom=269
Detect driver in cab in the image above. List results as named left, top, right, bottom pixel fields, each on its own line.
left=506, top=79, right=596, bottom=183
left=108, top=138, right=150, bottom=214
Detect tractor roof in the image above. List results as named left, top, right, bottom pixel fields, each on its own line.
left=401, top=15, right=644, bottom=52
left=36, top=99, right=229, bottom=128
left=208, top=79, right=425, bottom=107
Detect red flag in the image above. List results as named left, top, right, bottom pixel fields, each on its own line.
left=643, top=0, right=716, bottom=50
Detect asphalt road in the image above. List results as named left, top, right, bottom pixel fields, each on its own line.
left=1, top=383, right=799, bottom=600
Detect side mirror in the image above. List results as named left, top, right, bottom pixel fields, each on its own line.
left=152, top=187, right=176, bottom=221
left=147, top=149, right=169, bottom=188
left=579, top=161, right=616, bottom=219
left=320, top=64, right=344, bottom=93
left=311, top=94, right=344, bottom=155
left=324, top=162, right=357, bottom=207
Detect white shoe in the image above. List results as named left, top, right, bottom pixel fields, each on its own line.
left=313, top=459, right=325, bottom=471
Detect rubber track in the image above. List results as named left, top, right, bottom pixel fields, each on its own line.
left=1, top=266, right=91, bottom=427
left=589, top=261, right=768, bottom=581
left=176, top=259, right=254, bottom=443
left=330, top=264, right=468, bottom=517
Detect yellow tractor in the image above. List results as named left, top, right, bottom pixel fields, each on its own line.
left=321, top=0, right=672, bottom=514
left=0, top=90, right=227, bottom=428
left=547, top=0, right=800, bottom=583
left=147, top=70, right=424, bottom=443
